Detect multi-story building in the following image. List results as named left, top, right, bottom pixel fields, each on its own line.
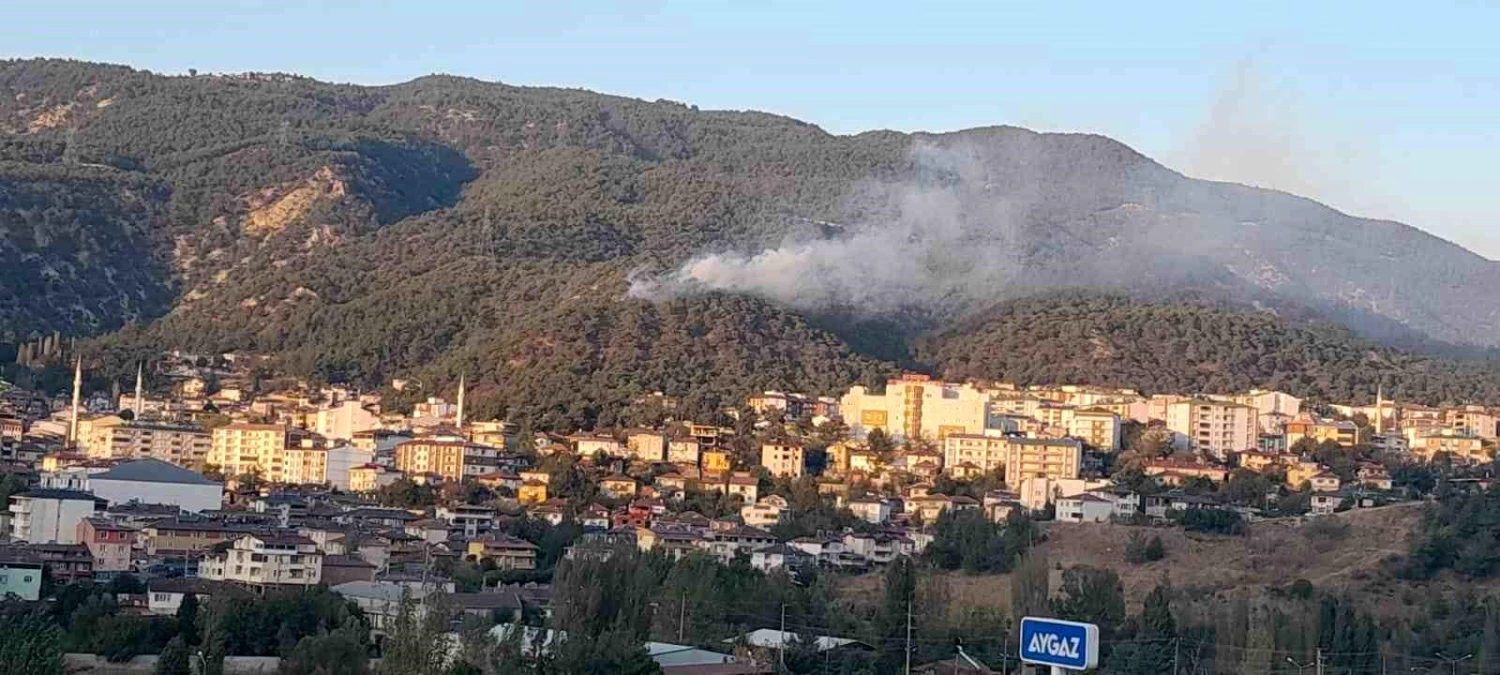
left=1067, top=408, right=1122, bottom=451
left=77, top=516, right=135, bottom=572
left=1446, top=406, right=1499, bottom=440
left=1005, top=438, right=1083, bottom=483
left=624, top=430, right=666, bottom=462
left=666, top=437, right=701, bottom=466
left=283, top=447, right=329, bottom=485
left=210, top=424, right=291, bottom=482
left=1285, top=415, right=1361, bottom=449
left=199, top=533, right=324, bottom=588
left=840, top=374, right=989, bottom=441
left=942, top=434, right=1082, bottom=481
left=466, top=535, right=539, bottom=570
left=393, top=439, right=501, bottom=482
left=1166, top=400, right=1257, bottom=461
left=1409, top=431, right=1490, bottom=464
left=323, top=444, right=374, bottom=491
left=313, top=400, right=381, bottom=442
left=80, top=417, right=212, bottom=467
left=760, top=442, right=806, bottom=478
left=348, top=464, right=402, bottom=492
left=85, top=458, right=224, bottom=514
left=8, top=488, right=102, bottom=544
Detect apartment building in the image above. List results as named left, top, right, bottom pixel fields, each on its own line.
left=941, top=434, right=1082, bottom=481
left=760, top=442, right=806, bottom=478
left=283, top=446, right=329, bottom=485
left=210, top=424, right=290, bottom=482
left=393, top=439, right=501, bottom=482
left=1446, top=406, right=1499, bottom=440
left=624, top=430, right=666, bottom=462
left=1067, top=408, right=1122, bottom=451
left=80, top=416, right=211, bottom=467
left=1005, top=438, right=1083, bottom=483
left=8, top=489, right=102, bottom=544
left=840, top=374, right=988, bottom=440
left=312, top=400, right=381, bottom=442
left=1165, top=400, right=1257, bottom=461
left=77, top=517, right=135, bottom=572
left=1285, top=415, right=1361, bottom=449
left=1409, top=431, right=1490, bottom=464
left=348, top=464, right=402, bottom=492
left=200, top=533, right=324, bottom=588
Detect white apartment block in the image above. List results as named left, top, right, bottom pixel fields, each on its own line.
left=200, top=534, right=324, bottom=587
left=1166, top=400, right=1256, bottom=461
left=8, top=489, right=101, bottom=544
left=841, top=374, right=988, bottom=441
left=941, top=434, right=1082, bottom=481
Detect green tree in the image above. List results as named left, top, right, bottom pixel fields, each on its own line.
left=1050, top=566, right=1125, bottom=649
left=876, top=556, right=917, bottom=674
left=155, top=636, right=190, bottom=675
left=0, top=611, right=65, bottom=675
left=377, top=594, right=451, bottom=675
left=281, top=627, right=370, bottom=675
left=175, top=594, right=200, bottom=645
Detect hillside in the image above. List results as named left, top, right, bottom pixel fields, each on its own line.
left=3, top=59, right=1500, bottom=425
left=916, top=295, right=1500, bottom=405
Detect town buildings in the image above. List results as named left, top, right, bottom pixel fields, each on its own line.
left=1165, top=400, right=1257, bottom=460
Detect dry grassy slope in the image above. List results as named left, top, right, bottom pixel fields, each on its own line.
left=837, top=502, right=1430, bottom=620
left=1038, top=502, right=1424, bottom=607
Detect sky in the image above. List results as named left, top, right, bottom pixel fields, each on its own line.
left=4, top=1, right=1497, bottom=258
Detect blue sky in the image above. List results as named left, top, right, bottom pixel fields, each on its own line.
left=5, top=1, right=1497, bottom=258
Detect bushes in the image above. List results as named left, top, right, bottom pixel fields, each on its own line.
left=1174, top=508, right=1247, bottom=536
left=1124, top=531, right=1166, bottom=563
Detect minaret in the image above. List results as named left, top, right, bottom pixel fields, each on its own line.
left=455, top=373, right=466, bottom=429
left=68, top=356, right=82, bottom=447
left=133, top=362, right=144, bottom=419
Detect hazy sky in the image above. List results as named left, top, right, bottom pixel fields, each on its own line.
left=5, top=1, right=1496, bottom=258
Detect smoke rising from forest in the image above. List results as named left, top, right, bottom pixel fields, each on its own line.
left=627, top=141, right=1028, bottom=316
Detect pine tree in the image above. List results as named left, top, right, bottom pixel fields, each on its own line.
left=877, top=556, right=916, bottom=674
left=0, top=612, right=65, bottom=675
left=175, top=594, right=199, bottom=645
left=154, top=636, right=190, bottom=675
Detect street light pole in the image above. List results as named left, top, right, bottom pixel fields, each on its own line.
left=1436, top=652, right=1473, bottom=675
left=1287, top=656, right=1314, bottom=675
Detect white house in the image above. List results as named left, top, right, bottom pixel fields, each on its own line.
left=847, top=498, right=892, bottom=524
left=740, top=495, right=789, bottom=528
left=8, top=488, right=103, bottom=544
left=750, top=543, right=815, bottom=572
left=1056, top=493, right=1115, bottom=523
left=84, top=459, right=224, bottom=513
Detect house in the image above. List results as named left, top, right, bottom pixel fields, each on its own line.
left=848, top=497, right=893, bottom=524
left=1308, top=472, right=1342, bottom=493
left=724, top=473, right=759, bottom=503
left=8, top=488, right=105, bottom=544
left=436, top=505, right=496, bottom=537
left=842, top=532, right=913, bottom=564
left=625, top=430, right=666, bottom=462
left=77, top=517, right=135, bottom=573
left=750, top=543, right=815, bottom=572
left=0, top=543, right=93, bottom=583
left=84, top=458, right=224, bottom=513
left=570, top=433, right=625, bottom=458
left=600, top=475, right=639, bottom=499
left=142, top=517, right=263, bottom=555
left=906, top=495, right=953, bottom=523
left=1236, top=451, right=1282, bottom=473
left=466, top=535, right=539, bottom=570
left=702, top=449, right=733, bottom=474
left=760, top=442, right=806, bottom=478
left=1286, top=462, right=1328, bottom=489
left=1310, top=492, right=1344, bottom=516
left=1142, top=459, right=1230, bottom=485
left=321, top=554, right=378, bottom=586
left=740, top=495, right=789, bottom=528
left=1357, top=465, right=1394, bottom=491
left=727, top=628, right=873, bottom=664
left=518, top=480, right=549, bottom=505
left=580, top=504, right=612, bottom=530
left=146, top=577, right=252, bottom=615
left=0, top=555, right=44, bottom=601
left=199, top=533, right=325, bottom=587
left=701, top=526, right=778, bottom=562
left=1055, top=493, right=1114, bottom=523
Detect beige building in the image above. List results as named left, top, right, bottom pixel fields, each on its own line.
left=394, top=440, right=501, bottom=482
left=625, top=430, right=666, bottom=462
left=840, top=374, right=988, bottom=441
left=210, top=424, right=291, bottom=481
left=199, top=533, right=323, bottom=588
left=1165, top=400, right=1256, bottom=461
left=1067, top=408, right=1122, bottom=451
left=1446, top=406, right=1499, bottom=440
left=283, top=447, right=329, bottom=485
left=81, top=416, right=211, bottom=467
left=941, top=433, right=1082, bottom=481
left=348, top=464, right=401, bottom=492
left=1409, top=431, right=1489, bottom=464
left=760, top=442, right=805, bottom=478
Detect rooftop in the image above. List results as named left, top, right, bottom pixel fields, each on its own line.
left=91, top=458, right=220, bottom=486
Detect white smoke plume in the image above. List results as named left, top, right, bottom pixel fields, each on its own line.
left=627, top=141, right=1027, bottom=315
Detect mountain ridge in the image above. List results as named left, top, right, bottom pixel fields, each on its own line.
left=2, top=58, right=1498, bottom=427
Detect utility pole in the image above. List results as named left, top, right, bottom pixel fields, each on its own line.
left=1316, top=649, right=1324, bottom=675
left=904, top=589, right=914, bottom=675
left=779, top=603, right=786, bottom=674
left=1173, top=637, right=1180, bottom=675
left=678, top=591, right=686, bottom=643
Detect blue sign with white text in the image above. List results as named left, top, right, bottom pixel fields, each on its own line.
left=1019, top=617, right=1100, bottom=670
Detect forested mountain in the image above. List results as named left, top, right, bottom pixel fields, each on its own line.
left=3, top=58, right=1498, bottom=427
